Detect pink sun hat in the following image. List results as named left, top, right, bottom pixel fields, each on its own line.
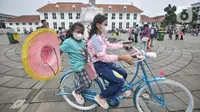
left=22, top=28, right=61, bottom=80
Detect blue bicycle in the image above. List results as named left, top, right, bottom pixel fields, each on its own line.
left=56, top=47, right=194, bottom=112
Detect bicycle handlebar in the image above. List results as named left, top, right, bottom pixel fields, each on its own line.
left=124, top=46, right=157, bottom=61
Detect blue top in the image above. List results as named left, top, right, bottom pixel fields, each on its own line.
left=60, top=37, right=87, bottom=72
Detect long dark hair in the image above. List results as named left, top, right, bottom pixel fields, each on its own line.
left=88, top=14, right=107, bottom=40
left=66, top=22, right=84, bottom=39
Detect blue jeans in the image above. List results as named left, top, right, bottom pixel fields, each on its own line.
left=141, top=41, right=147, bottom=52
left=94, top=61, right=127, bottom=99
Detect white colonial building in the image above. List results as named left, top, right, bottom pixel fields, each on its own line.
left=37, top=2, right=143, bottom=30
left=5, top=2, right=143, bottom=33
left=5, top=15, right=40, bottom=34
left=191, top=2, right=200, bottom=24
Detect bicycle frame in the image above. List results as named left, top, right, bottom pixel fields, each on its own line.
left=56, top=57, right=167, bottom=107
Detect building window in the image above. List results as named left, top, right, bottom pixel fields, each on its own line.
left=22, top=23, right=26, bottom=25
left=76, top=13, right=80, bottom=19
left=126, top=13, right=130, bottom=19
left=9, top=23, right=13, bottom=25
left=112, top=22, right=115, bottom=29
left=16, top=23, right=19, bottom=25
left=72, top=5, right=76, bottom=10
left=23, top=27, right=26, bottom=32
left=119, top=22, right=122, bottom=29
left=61, top=22, right=65, bottom=29
left=126, top=22, right=129, bottom=29
left=69, top=22, right=73, bottom=28
left=123, top=6, right=127, bottom=11
left=119, top=13, right=123, bottom=19
left=105, top=13, right=108, bottom=18
left=69, top=13, right=73, bottom=19
left=112, top=13, right=115, bottom=19
left=53, top=22, right=57, bottom=29
left=35, top=22, right=38, bottom=25
left=108, top=5, right=112, bottom=11
left=52, top=13, right=57, bottom=19
left=29, top=23, right=32, bottom=25
left=44, top=13, right=48, bottom=19
left=61, top=13, right=64, bottom=19
left=134, top=14, right=137, bottom=20
left=17, top=27, right=20, bottom=32
left=133, top=22, right=137, bottom=28
left=30, top=27, right=33, bottom=32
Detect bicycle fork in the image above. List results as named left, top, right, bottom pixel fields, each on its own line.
left=140, top=61, right=167, bottom=108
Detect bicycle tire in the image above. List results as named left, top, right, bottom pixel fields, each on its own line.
left=135, top=79, right=194, bottom=112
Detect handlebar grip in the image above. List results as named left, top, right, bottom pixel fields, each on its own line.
left=131, top=54, right=137, bottom=58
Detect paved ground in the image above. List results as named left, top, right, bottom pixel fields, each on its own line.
left=0, top=33, right=200, bottom=112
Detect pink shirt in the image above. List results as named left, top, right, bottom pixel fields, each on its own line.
left=87, top=34, right=123, bottom=62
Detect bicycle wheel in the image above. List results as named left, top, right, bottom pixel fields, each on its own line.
left=135, top=79, right=194, bottom=112
left=60, top=71, right=101, bottom=110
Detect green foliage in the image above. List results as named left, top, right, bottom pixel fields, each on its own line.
left=163, top=4, right=177, bottom=27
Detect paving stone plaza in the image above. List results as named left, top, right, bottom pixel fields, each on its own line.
left=0, top=34, right=200, bottom=112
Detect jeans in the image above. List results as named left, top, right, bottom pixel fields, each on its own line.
left=141, top=41, right=147, bottom=52
left=94, top=62, right=127, bottom=99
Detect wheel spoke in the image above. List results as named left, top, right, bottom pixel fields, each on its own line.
left=136, top=79, right=194, bottom=112
left=60, top=72, right=101, bottom=110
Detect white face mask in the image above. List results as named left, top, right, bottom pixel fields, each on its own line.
left=73, top=33, right=83, bottom=40
left=100, top=26, right=108, bottom=33
left=104, top=26, right=109, bottom=32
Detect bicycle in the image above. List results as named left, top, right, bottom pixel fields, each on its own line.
left=56, top=46, right=194, bottom=112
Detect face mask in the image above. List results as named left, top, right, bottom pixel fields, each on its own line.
left=100, top=25, right=108, bottom=33
left=73, top=33, right=83, bottom=40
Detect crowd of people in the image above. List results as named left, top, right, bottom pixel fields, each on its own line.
left=191, top=28, right=199, bottom=36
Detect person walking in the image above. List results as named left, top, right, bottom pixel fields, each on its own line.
left=150, top=24, right=157, bottom=47
left=175, top=28, right=180, bottom=40
left=134, top=25, right=140, bottom=43
left=37, top=19, right=48, bottom=29
left=180, top=29, right=184, bottom=40
left=141, top=22, right=151, bottom=52
left=128, top=27, right=134, bottom=42
left=168, top=29, right=173, bottom=40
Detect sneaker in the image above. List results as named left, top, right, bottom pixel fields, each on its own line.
left=94, top=94, right=109, bottom=109
left=72, top=90, right=84, bottom=104
left=120, top=90, right=132, bottom=98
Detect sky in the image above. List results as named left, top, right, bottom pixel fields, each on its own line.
left=0, top=0, right=199, bottom=17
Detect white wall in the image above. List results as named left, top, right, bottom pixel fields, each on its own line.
left=192, top=3, right=200, bottom=24
left=5, top=22, right=40, bottom=34
left=106, top=12, right=141, bottom=30
left=39, top=11, right=141, bottom=30
left=5, top=11, right=142, bottom=33
left=197, top=11, right=200, bottom=24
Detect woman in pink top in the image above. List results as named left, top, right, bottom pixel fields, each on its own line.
left=180, top=29, right=184, bottom=40
left=87, top=15, right=133, bottom=109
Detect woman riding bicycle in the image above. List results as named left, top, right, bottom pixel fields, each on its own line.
left=87, top=14, right=134, bottom=109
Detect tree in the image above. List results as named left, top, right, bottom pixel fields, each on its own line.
left=162, top=4, right=177, bottom=27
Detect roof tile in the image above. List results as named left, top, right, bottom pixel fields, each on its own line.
left=7, top=15, right=40, bottom=22
left=36, top=2, right=143, bottom=13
